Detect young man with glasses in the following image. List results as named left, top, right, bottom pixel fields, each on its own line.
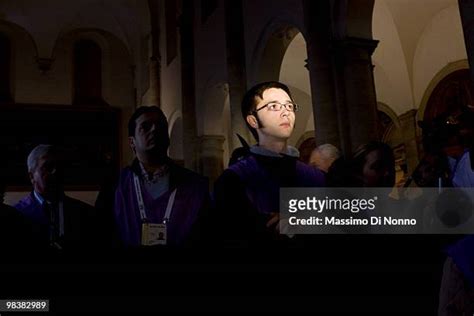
left=213, top=81, right=325, bottom=247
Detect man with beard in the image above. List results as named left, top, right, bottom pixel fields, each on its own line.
left=114, top=106, right=209, bottom=247
left=14, top=145, right=96, bottom=249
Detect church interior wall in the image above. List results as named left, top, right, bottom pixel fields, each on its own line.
left=2, top=2, right=474, bottom=311
left=412, top=4, right=467, bottom=108
left=193, top=0, right=228, bottom=137
left=0, top=0, right=150, bottom=206
left=0, top=22, right=42, bottom=105
left=372, top=0, right=467, bottom=118
left=370, top=0, right=468, bottom=175
left=1, top=0, right=472, bottom=206
left=372, top=0, right=414, bottom=116
left=243, top=0, right=306, bottom=87
left=158, top=0, right=182, bottom=140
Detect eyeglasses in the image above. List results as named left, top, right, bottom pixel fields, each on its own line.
left=254, top=101, right=299, bottom=113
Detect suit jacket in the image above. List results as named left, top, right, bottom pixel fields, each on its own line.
left=14, top=193, right=97, bottom=249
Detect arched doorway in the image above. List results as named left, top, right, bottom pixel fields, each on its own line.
left=255, top=24, right=300, bottom=83
left=423, top=69, right=473, bottom=123
left=421, top=68, right=474, bottom=156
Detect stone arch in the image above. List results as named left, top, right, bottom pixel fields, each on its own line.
left=52, top=28, right=134, bottom=107
left=417, top=60, right=470, bottom=122
left=251, top=20, right=303, bottom=84
left=0, top=20, right=39, bottom=103
left=377, top=103, right=403, bottom=151
left=53, top=28, right=134, bottom=166
left=378, top=113, right=400, bottom=146
left=54, top=28, right=114, bottom=60
left=422, top=67, right=473, bottom=148
left=0, top=20, right=39, bottom=57
left=377, top=102, right=401, bottom=130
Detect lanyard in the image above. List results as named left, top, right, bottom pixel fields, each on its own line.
left=133, top=173, right=177, bottom=224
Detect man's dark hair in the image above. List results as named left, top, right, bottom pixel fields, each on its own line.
left=352, top=141, right=394, bottom=170
left=128, top=106, right=168, bottom=137
left=241, top=81, right=294, bottom=141
left=351, top=141, right=395, bottom=187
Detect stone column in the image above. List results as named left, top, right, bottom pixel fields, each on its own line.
left=224, top=0, right=252, bottom=149
left=180, top=0, right=199, bottom=171
left=145, top=57, right=161, bottom=106
left=333, top=37, right=380, bottom=154
left=303, top=1, right=379, bottom=156
left=303, top=0, right=342, bottom=151
left=399, top=109, right=419, bottom=174
left=147, top=0, right=162, bottom=107
left=199, top=135, right=225, bottom=189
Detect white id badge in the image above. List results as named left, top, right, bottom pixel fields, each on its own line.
left=141, top=223, right=167, bottom=246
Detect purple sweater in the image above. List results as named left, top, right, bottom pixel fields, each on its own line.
left=114, top=160, right=209, bottom=247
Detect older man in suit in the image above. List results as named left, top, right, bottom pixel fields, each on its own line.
left=15, top=145, right=96, bottom=249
